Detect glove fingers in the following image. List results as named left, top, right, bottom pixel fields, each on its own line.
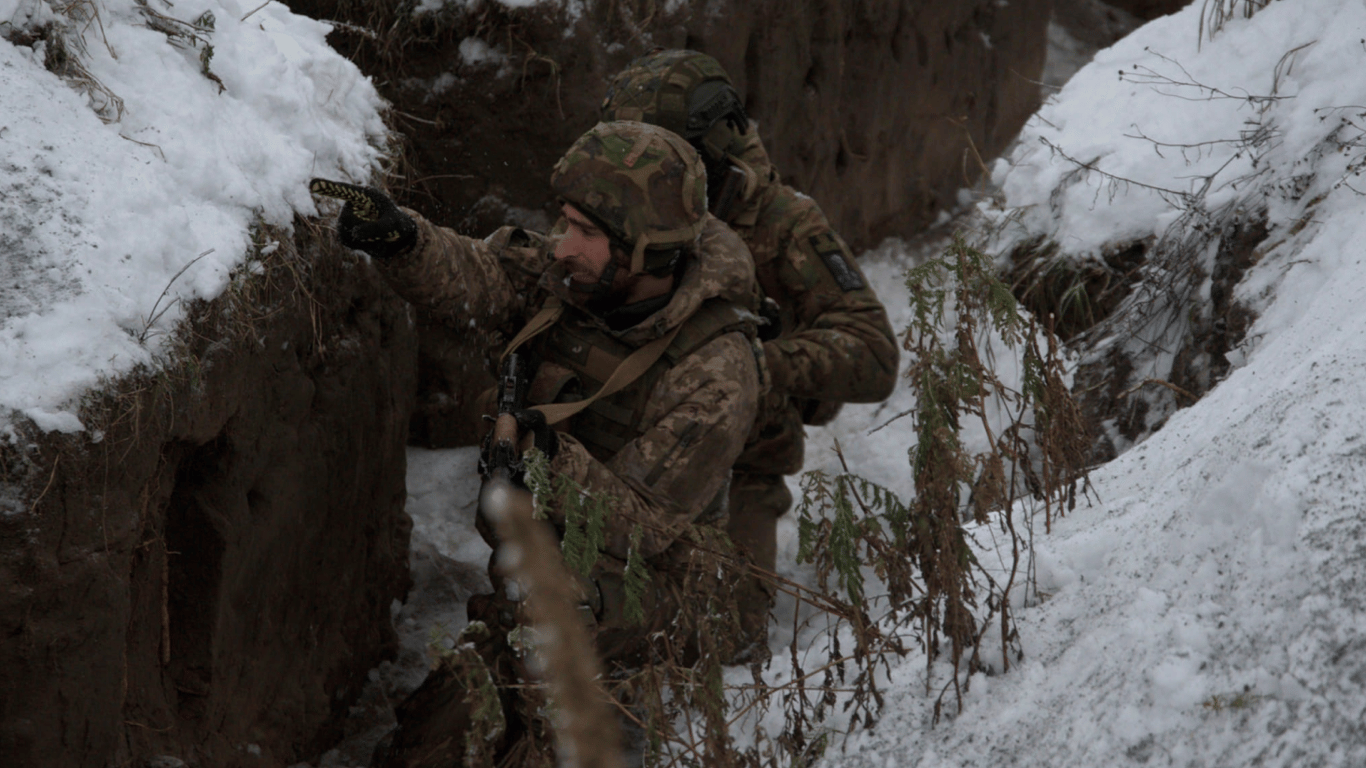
left=512, top=408, right=557, bottom=461
left=514, top=409, right=548, bottom=431
left=309, top=178, right=387, bottom=222
left=349, top=218, right=414, bottom=245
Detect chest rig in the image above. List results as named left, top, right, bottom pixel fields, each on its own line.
left=512, top=296, right=756, bottom=464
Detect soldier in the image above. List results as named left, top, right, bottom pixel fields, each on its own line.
left=600, top=49, right=901, bottom=646
left=312, top=120, right=764, bottom=766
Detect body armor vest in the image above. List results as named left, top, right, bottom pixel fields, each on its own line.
left=524, top=297, right=757, bottom=465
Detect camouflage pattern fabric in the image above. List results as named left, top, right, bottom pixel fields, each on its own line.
left=599, top=49, right=734, bottom=140
left=369, top=122, right=771, bottom=765
left=724, top=471, right=790, bottom=660
left=718, top=118, right=900, bottom=645
left=600, top=49, right=751, bottom=175
left=373, top=206, right=761, bottom=635
left=600, top=51, right=899, bottom=471
left=723, top=128, right=900, bottom=474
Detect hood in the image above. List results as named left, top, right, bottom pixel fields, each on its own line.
left=539, top=212, right=758, bottom=346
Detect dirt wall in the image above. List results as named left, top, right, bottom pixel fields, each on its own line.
left=300, top=0, right=1050, bottom=251
left=0, top=230, right=416, bottom=768
left=1106, top=0, right=1190, bottom=18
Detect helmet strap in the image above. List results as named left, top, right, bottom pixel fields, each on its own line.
left=630, top=231, right=652, bottom=275
left=709, top=161, right=747, bottom=221
left=569, top=251, right=622, bottom=301
left=699, top=121, right=733, bottom=163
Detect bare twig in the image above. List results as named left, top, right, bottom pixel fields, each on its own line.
left=1119, top=376, right=1199, bottom=404
left=1120, top=48, right=1292, bottom=108
left=240, top=1, right=271, bottom=22
left=119, top=134, right=166, bottom=162
left=139, top=249, right=215, bottom=343
left=30, top=456, right=60, bottom=512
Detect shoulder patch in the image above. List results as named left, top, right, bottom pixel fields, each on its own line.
left=807, top=233, right=864, bottom=291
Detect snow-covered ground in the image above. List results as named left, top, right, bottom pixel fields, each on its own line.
left=812, top=2, right=1366, bottom=765
left=6, top=0, right=1366, bottom=765
left=0, top=0, right=383, bottom=438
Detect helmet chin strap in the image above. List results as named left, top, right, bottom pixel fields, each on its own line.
left=569, top=249, right=624, bottom=301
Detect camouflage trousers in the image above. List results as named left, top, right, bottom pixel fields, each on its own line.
left=725, top=471, right=792, bottom=652
left=592, top=524, right=755, bottom=669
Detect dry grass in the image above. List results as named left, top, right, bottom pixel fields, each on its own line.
left=1199, top=0, right=1276, bottom=48
left=788, top=234, right=1094, bottom=726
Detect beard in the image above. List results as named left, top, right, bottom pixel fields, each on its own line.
left=566, top=249, right=633, bottom=304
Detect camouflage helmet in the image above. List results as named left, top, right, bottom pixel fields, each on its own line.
left=550, top=120, right=707, bottom=276
left=600, top=49, right=748, bottom=163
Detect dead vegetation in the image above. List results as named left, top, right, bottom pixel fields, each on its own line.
left=1006, top=236, right=1149, bottom=342
left=1, top=0, right=231, bottom=122
left=468, top=233, right=1092, bottom=767
left=0, top=2, right=125, bottom=122
left=983, top=37, right=1332, bottom=457
left=1199, top=0, right=1277, bottom=48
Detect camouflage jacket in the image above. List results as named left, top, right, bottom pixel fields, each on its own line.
left=375, top=212, right=762, bottom=560
left=720, top=130, right=900, bottom=475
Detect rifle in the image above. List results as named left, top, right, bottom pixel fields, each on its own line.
left=478, top=351, right=529, bottom=490
left=474, top=351, right=627, bottom=768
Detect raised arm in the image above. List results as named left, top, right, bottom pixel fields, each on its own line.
left=311, top=178, right=552, bottom=331
left=374, top=212, right=553, bottom=331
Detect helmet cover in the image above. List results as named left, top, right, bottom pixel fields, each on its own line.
left=600, top=49, right=748, bottom=160
left=550, top=120, right=707, bottom=274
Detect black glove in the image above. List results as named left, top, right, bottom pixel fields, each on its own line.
left=757, top=296, right=783, bottom=342
left=308, top=178, right=417, bottom=259
left=514, top=408, right=559, bottom=462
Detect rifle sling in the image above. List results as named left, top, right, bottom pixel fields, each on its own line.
left=503, top=298, right=685, bottom=426
left=501, top=299, right=564, bottom=361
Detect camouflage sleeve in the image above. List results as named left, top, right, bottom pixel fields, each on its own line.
left=547, top=332, right=759, bottom=560
left=370, top=209, right=553, bottom=330
left=762, top=191, right=899, bottom=403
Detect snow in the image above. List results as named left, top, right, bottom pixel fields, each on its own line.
left=372, top=1, right=1366, bottom=764
left=807, top=1, right=1366, bottom=765
left=4, top=0, right=1366, bottom=764
left=0, top=0, right=385, bottom=434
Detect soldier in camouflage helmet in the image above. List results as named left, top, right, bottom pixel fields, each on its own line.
left=311, top=120, right=764, bottom=766
left=602, top=50, right=901, bottom=654
left=548, top=119, right=708, bottom=295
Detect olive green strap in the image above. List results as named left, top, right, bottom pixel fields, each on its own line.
left=533, top=323, right=685, bottom=426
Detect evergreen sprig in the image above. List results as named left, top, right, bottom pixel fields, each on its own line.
left=623, top=523, right=652, bottom=626
left=524, top=447, right=611, bottom=578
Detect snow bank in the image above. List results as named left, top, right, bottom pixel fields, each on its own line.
left=379, top=0, right=1366, bottom=760
left=0, top=0, right=386, bottom=433
left=811, top=1, right=1366, bottom=765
